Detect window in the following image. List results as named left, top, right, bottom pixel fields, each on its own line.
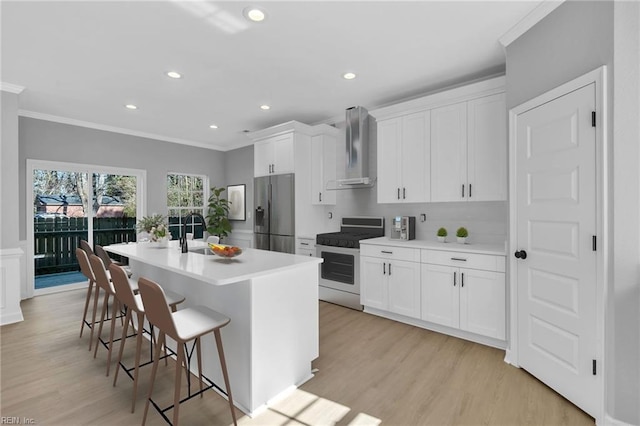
left=167, top=173, right=208, bottom=239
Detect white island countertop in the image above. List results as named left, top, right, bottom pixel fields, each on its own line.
left=106, top=240, right=322, bottom=286
left=360, top=237, right=506, bottom=256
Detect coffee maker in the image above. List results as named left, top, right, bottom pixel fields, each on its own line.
left=390, top=216, right=416, bottom=240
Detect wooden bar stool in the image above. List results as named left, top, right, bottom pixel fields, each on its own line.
left=109, top=264, right=185, bottom=412
left=138, top=277, right=237, bottom=426
left=76, top=248, right=99, bottom=345
left=88, top=254, right=138, bottom=375
left=95, top=244, right=132, bottom=277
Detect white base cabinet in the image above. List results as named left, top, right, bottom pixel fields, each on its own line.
left=361, top=245, right=421, bottom=319
left=360, top=239, right=506, bottom=348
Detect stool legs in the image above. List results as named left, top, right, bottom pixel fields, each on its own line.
left=105, top=297, right=120, bottom=376
left=88, top=285, right=101, bottom=351
left=215, top=329, right=238, bottom=426
left=142, top=331, right=166, bottom=426
left=79, top=279, right=95, bottom=338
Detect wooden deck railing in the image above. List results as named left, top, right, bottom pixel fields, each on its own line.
left=34, top=217, right=136, bottom=275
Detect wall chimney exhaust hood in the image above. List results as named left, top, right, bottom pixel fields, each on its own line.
left=332, top=106, right=375, bottom=189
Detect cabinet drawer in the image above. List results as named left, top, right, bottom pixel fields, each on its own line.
left=297, top=238, right=315, bottom=251
left=421, top=249, right=505, bottom=272
left=361, top=244, right=420, bottom=262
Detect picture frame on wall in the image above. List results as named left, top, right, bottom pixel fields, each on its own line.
left=227, top=184, right=246, bottom=221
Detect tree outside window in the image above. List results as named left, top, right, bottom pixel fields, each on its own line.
left=167, top=173, right=208, bottom=239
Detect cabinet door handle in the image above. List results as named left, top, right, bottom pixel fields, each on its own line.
left=319, top=192, right=322, bottom=202
left=462, top=184, right=465, bottom=198
left=469, top=184, right=472, bottom=198
left=403, top=187, right=406, bottom=199
left=451, top=257, right=467, bottom=262
left=300, top=242, right=309, bottom=246
left=381, top=250, right=393, bottom=254
left=272, top=163, right=275, bottom=173
left=383, top=263, right=386, bottom=275
left=453, top=271, right=457, bottom=286
left=461, top=272, right=464, bottom=287
left=397, top=188, right=400, bottom=200
left=388, top=263, right=392, bottom=276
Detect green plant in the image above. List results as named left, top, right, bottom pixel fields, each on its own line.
left=137, top=214, right=168, bottom=241
left=206, top=186, right=232, bottom=240
left=456, top=227, right=468, bottom=238
left=437, top=227, right=448, bottom=237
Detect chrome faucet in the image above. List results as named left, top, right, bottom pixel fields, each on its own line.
left=181, top=212, right=207, bottom=253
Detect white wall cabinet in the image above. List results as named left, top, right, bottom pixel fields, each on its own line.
left=310, top=130, right=338, bottom=205
left=253, top=133, right=294, bottom=177
left=361, top=245, right=421, bottom=319
left=377, top=111, right=430, bottom=204
left=431, top=93, right=507, bottom=202
left=370, top=76, right=506, bottom=204
left=421, top=249, right=505, bottom=340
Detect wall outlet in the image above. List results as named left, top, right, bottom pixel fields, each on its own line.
left=420, top=213, right=426, bottom=222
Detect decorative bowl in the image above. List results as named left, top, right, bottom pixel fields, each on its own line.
left=208, top=243, right=243, bottom=258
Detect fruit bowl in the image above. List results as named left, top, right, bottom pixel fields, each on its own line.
left=208, top=243, right=243, bottom=258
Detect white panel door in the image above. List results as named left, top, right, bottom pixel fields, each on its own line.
left=515, top=83, right=598, bottom=417
left=387, top=260, right=421, bottom=319
left=254, top=139, right=273, bottom=177
left=421, top=263, right=459, bottom=328
left=361, top=256, right=387, bottom=310
left=377, top=118, right=402, bottom=203
left=467, top=93, right=507, bottom=201
left=401, top=111, right=430, bottom=203
left=431, top=102, right=467, bottom=202
left=272, top=133, right=295, bottom=175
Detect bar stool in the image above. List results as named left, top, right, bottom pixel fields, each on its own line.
left=76, top=248, right=99, bottom=345
left=109, top=264, right=185, bottom=413
left=80, top=239, right=94, bottom=256
left=95, top=244, right=132, bottom=277
left=88, top=254, right=137, bottom=375
left=138, top=277, right=237, bottom=426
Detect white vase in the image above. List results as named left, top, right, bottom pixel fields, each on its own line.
left=457, top=237, right=467, bottom=244
left=437, top=236, right=446, bottom=243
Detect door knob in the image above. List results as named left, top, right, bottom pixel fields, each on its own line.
left=514, top=250, right=527, bottom=260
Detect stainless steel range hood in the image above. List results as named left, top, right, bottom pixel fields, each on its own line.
left=335, top=106, right=375, bottom=188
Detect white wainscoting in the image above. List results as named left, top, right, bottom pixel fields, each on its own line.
left=1, top=247, right=25, bottom=325
left=225, top=230, right=254, bottom=249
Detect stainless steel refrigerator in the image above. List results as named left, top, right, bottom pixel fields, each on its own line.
left=254, top=173, right=295, bottom=254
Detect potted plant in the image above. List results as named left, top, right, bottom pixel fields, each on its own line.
left=456, top=227, right=468, bottom=244
left=437, top=227, right=447, bottom=243
left=206, top=186, right=232, bottom=241
left=137, top=214, right=170, bottom=243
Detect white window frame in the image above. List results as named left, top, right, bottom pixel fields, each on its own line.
left=26, top=159, right=146, bottom=298
left=166, top=172, right=209, bottom=239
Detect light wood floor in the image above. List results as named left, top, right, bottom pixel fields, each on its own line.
left=1, top=288, right=594, bottom=425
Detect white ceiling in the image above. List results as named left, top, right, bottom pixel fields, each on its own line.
left=1, top=1, right=541, bottom=151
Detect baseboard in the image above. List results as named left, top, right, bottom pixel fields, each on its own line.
left=602, top=414, right=637, bottom=426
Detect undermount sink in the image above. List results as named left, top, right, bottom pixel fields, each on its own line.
left=187, top=247, right=214, bottom=255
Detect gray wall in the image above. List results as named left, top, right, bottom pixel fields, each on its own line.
left=506, top=1, right=639, bottom=423
left=18, top=117, right=226, bottom=240
left=1, top=91, right=20, bottom=249
left=224, top=145, right=254, bottom=233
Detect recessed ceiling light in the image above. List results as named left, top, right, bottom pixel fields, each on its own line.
left=260, top=104, right=270, bottom=110
left=167, top=71, right=182, bottom=79
left=343, top=72, right=357, bottom=80
left=244, top=7, right=266, bottom=22
left=209, top=124, right=218, bottom=129
left=125, top=104, right=138, bottom=110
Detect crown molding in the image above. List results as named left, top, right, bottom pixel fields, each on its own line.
left=1, top=82, right=25, bottom=94
left=18, top=110, right=229, bottom=152
left=499, top=0, right=565, bottom=47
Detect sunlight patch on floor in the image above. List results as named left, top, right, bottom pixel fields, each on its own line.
left=235, top=389, right=381, bottom=426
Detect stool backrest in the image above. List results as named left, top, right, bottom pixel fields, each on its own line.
left=108, top=264, right=136, bottom=309
left=138, top=277, right=179, bottom=339
left=94, top=244, right=113, bottom=267
left=80, top=239, right=94, bottom=256
left=76, top=248, right=95, bottom=282
left=89, top=254, right=114, bottom=293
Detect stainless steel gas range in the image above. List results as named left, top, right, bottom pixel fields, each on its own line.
left=315, top=217, right=384, bottom=310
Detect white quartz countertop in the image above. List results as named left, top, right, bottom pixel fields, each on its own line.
left=105, top=240, right=322, bottom=286
left=360, top=237, right=506, bottom=256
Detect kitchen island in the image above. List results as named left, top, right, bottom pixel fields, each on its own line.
left=105, top=240, right=322, bottom=416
